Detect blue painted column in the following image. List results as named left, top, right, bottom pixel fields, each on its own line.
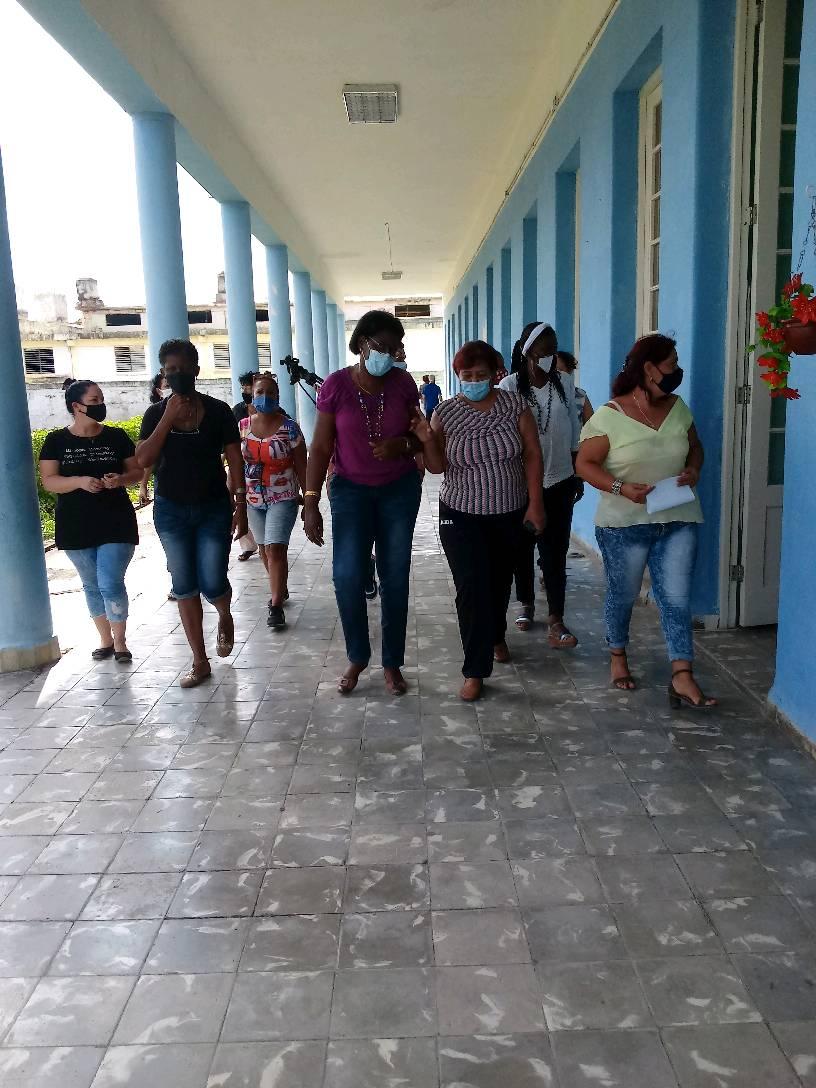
left=326, top=302, right=340, bottom=373
left=132, top=113, right=188, bottom=370
left=0, top=149, right=59, bottom=671
left=264, top=243, right=297, bottom=420
left=337, top=310, right=347, bottom=369
left=311, top=289, right=330, bottom=381
left=220, top=200, right=258, bottom=406
left=292, top=271, right=317, bottom=441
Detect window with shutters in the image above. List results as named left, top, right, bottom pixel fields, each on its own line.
left=23, top=348, right=55, bottom=374
left=214, top=344, right=231, bottom=369
left=637, top=72, right=663, bottom=334
left=114, top=346, right=146, bottom=373
left=257, top=344, right=271, bottom=369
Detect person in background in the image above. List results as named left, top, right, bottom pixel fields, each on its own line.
left=39, top=381, right=142, bottom=663
left=137, top=339, right=247, bottom=688
left=232, top=370, right=258, bottom=423
left=240, top=372, right=306, bottom=629
left=576, top=333, right=715, bottom=708
left=421, top=374, right=442, bottom=421
left=557, top=350, right=594, bottom=424
left=61, top=377, right=74, bottom=392
left=304, top=309, right=424, bottom=696
left=415, top=340, right=545, bottom=702
left=500, top=322, right=582, bottom=648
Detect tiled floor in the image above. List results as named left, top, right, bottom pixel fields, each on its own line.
left=0, top=481, right=815, bottom=1087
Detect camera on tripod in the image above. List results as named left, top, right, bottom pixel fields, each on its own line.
left=279, top=355, right=322, bottom=388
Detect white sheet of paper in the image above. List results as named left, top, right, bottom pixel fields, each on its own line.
left=645, top=476, right=695, bottom=515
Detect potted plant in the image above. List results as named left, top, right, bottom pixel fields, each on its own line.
left=752, top=273, right=816, bottom=399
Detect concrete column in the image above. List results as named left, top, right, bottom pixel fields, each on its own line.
left=337, top=310, right=347, bottom=369
left=311, top=288, right=330, bottom=380
left=292, top=270, right=316, bottom=441
left=220, top=200, right=257, bottom=406
left=326, top=302, right=340, bottom=373
left=264, top=243, right=297, bottom=419
left=0, top=149, right=59, bottom=671
left=132, top=113, right=188, bottom=371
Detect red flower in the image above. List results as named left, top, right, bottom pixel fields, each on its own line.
left=757, top=311, right=772, bottom=330
left=784, top=273, right=803, bottom=297
left=771, top=387, right=800, bottom=399
left=792, top=294, right=816, bottom=323
left=757, top=355, right=776, bottom=367
left=760, top=371, right=784, bottom=387
left=764, top=328, right=786, bottom=344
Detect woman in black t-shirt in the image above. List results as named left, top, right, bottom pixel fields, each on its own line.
left=137, top=339, right=248, bottom=688
left=39, top=381, right=142, bottom=662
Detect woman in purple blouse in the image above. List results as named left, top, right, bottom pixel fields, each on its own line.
left=304, top=310, right=424, bottom=695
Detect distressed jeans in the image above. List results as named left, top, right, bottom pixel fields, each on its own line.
left=595, top=522, right=697, bottom=661
left=65, top=543, right=136, bottom=623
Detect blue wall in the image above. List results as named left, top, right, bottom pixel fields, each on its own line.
left=445, top=0, right=736, bottom=616
left=770, top=0, right=816, bottom=742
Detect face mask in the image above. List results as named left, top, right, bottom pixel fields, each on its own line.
left=242, top=391, right=253, bottom=404
left=655, top=365, right=683, bottom=395
left=167, top=372, right=196, bottom=396
left=536, top=354, right=555, bottom=371
left=252, top=394, right=279, bottom=414
left=460, top=379, right=492, bottom=402
left=161, top=387, right=172, bottom=398
left=83, top=403, right=107, bottom=422
left=364, top=348, right=394, bottom=378
left=392, top=360, right=408, bottom=370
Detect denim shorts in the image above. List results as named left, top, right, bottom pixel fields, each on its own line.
left=154, top=495, right=232, bottom=603
left=246, top=499, right=299, bottom=546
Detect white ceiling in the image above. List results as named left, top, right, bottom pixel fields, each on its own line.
left=97, top=0, right=614, bottom=299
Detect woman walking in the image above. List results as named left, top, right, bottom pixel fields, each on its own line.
left=557, top=350, right=594, bottom=424
left=500, top=322, right=582, bottom=647
left=137, top=339, right=247, bottom=688
left=576, top=333, right=715, bottom=708
left=240, top=371, right=306, bottom=630
left=303, top=310, right=423, bottom=696
left=415, top=340, right=545, bottom=702
left=39, top=381, right=141, bottom=662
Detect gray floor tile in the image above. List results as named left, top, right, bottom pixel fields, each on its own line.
left=0, top=921, right=71, bottom=976
left=705, top=895, right=815, bottom=952
left=731, top=951, right=816, bottom=1020
left=256, top=866, right=345, bottom=914
left=771, top=1020, right=816, bottom=1086
left=343, top=864, right=429, bottom=911
left=580, top=815, right=666, bottom=856
left=614, top=898, right=721, bottom=958
left=89, top=1043, right=214, bottom=1088
left=145, top=918, right=249, bottom=974
left=80, top=872, right=181, bottom=920
left=676, top=852, right=779, bottom=898
left=49, top=920, right=160, bottom=975
left=208, top=1040, right=327, bottom=1087
left=112, top=973, right=233, bottom=1043
left=222, top=971, right=334, bottom=1041
left=326, top=1037, right=438, bottom=1088
left=0, top=836, right=50, bottom=876
left=433, top=908, right=529, bottom=965
left=0, top=976, right=38, bottom=1036
left=6, top=975, right=135, bottom=1045
left=240, top=915, right=340, bottom=971
left=429, top=861, right=517, bottom=909
left=436, top=964, right=545, bottom=1035
left=270, top=828, right=350, bottom=867
left=552, top=1029, right=677, bottom=1088
left=339, top=910, right=432, bottom=967
left=108, top=833, right=198, bottom=874
left=330, top=966, right=436, bottom=1037
left=0, top=874, right=98, bottom=921
left=663, top=1023, right=800, bottom=1087
left=512, top=858, right=603, bottom=907
left=504, top=818, right=585, bottom=859
left=594, top=854, right=691, bottom=902
left=28, top=835, right=123, bottom=875
left=538, top=960, right=652, bottom=1031
left=168, top=871, right=262, bottom=918
left=427, top=822, right=507, bottom=863
left=523, top=904, right=625, bottom=963
left=636, top=956, right=761, bottom=1026
left=0, top=1046, right=104, bottom=1088
left=438, top=1033, right=555, bottom=1088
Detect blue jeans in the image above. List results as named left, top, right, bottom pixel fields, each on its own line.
left=330, top=472, right=422, bottom=668
left=595, top=522, right=697, bottom=661
left=154, top=495, right=232, bottom=603
left=65, top=543, right=135, bottom=623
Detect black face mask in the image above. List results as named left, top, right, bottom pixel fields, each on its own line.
left=655, top=365, right=683, bottom=395
left=167, top=372, right=196, bottom=396
left=242, top=391, right=253, bottom=404
left=83, top=404, right=107, bottom=422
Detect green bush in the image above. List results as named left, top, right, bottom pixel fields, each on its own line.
left=34, top=416, right=144, bottom=541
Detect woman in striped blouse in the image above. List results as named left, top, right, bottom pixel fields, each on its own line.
left=414, top=341, right=545, bottom=701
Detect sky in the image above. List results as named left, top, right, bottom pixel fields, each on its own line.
left=0, top=0, right=269, bottom=317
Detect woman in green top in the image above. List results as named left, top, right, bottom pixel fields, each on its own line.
left=576, top=334, right=715, bottom=709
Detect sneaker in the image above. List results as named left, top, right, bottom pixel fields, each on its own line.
left=515, top=604, right=534, bottom=632
left=267, top=605, right=286, bottom=629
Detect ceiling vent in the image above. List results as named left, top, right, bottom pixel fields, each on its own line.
left=343, top=84, right=399, bottom=124
left=382, top=271, right=403, bottom=281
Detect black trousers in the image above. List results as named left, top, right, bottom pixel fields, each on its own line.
left=514, top=476, right=577, bottom=617
left=439, top=500, right=524, bottom=679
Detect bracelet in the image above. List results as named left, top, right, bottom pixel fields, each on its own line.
left=304, top=490, right=321, bottom=499
left=611, top=479, right=623, bottom=496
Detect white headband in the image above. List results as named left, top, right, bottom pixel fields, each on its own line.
left=522, top=322, right=554, bottom=357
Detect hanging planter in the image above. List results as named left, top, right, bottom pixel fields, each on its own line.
left=782, top=317, right=816, bottom=356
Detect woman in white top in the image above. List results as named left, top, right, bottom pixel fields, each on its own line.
left=576, top=333, right=715, bottom=709
left=499, top=321, right=582, bottom=648
left=557, top=351, right=594, bottom=425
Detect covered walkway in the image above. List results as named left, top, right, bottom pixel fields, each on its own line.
left=0, top=483, right=815, bottom=1087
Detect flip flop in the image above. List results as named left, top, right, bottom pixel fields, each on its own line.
left=216, top=616, right=235, bottom=658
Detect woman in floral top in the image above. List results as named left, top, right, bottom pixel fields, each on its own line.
left=240, top=372, right=307, bottom=629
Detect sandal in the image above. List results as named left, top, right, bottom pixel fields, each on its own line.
left=460, top=678, right=484, bottom=702
left=179, top=661, right=212, bottom=689
left=493, top=642, right=511, bottom=663
left=610, top=650, right=636, bottom=691
left=547, top=622, right=578, bottom=650
left=668, top=668, right=717, bottom=709
left=384, top=668, right=408, bottom=696
left=338, top=663, right=366, bottom=695
left=515, top=605, right=534, bottom=632
left=114, top=650, right=133, bottom=664
left=216, top=615, right=235, bottom=658
left=91, top=645, right=115, bottom=661
left=237, top=550, right=256, bottom=562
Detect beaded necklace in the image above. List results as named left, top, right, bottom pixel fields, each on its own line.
left=353, top=369, right=386, bottom=444
left=530, top=377, right=555, bottom=434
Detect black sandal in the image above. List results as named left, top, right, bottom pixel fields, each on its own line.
left=91, top=645, right=114, bottom=661
left=668, top=668, right=717, bottom=709
left=114, top=650, right=133, bottom=664
left=610, top=650, right=636, bottom=691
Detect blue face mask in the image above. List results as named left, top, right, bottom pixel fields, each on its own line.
left=392, top=360, right=408, bottom=370
left=460, top=379, right=492, bottom=402
left=252, top=395, right=279, bottom=414
left=364, top=349, right=394, bottom=377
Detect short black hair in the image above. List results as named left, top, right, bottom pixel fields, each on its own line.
left=159, top=338, right=198, bottom=367
left=348, top=310, right=405, bottom=355
left=238, top=370, right=257, bottom=386
left=64, top=380, right=97, bottom=415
